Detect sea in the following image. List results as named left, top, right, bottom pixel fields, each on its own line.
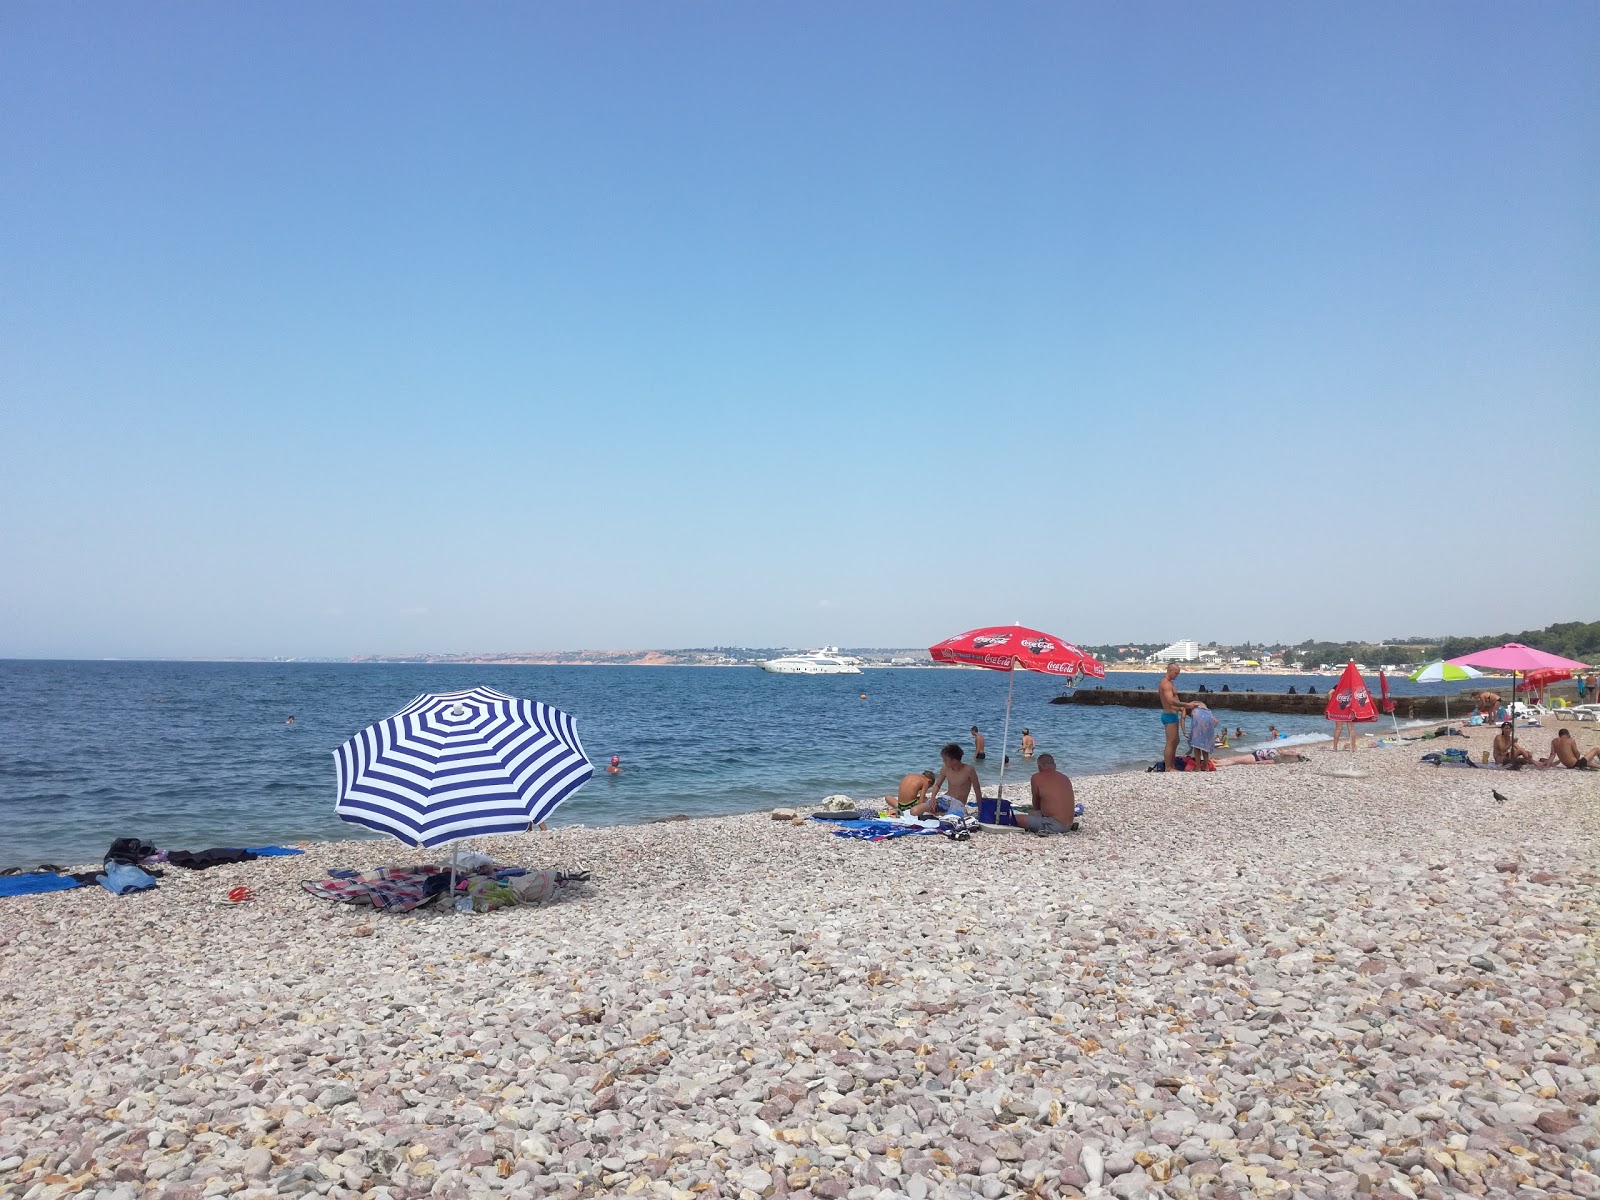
left=0, top=661, right=1489, bottom=868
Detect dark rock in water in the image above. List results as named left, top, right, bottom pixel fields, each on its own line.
left=651, top=814, right=692, bottom=823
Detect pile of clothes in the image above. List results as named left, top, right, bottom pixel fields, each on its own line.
left=1420, top=747, right=1485, bottom=768
left=0, top=838, right=305, bottom=899
left=301, top=857, right=590, bottom=914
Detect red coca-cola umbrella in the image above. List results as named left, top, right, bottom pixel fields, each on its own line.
left=1325, top=660, right=1379, bottom=729
left=928, top=625, right=1105, bottom=804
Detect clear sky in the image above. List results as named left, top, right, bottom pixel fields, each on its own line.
left=3, top=3, right=1596, bottom=658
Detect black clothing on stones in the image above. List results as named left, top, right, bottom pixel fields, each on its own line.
left=105, top=838, right=157, bottom=866
left=167, top=848, right=259, bottom=870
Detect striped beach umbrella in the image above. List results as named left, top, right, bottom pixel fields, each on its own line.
left=1408, top=661, right=1482, bottom=719
left=334, top=686, right=594, bottom=848
left=1407, top=661, right=1483, bottom=684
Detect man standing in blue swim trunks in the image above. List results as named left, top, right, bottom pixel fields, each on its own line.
left=1158, top=663, right=1198, bottom=772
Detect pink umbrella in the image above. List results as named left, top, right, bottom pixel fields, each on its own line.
left=1446, top=643, right=1590, bottom=674
left=1447, top=644, right=1591, bottom=737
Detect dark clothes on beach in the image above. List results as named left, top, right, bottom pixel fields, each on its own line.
left=105, top=838, right=157, bottom=866
left=167, top=848, right=260, bottom=870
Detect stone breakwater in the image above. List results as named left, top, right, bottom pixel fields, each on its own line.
left=1, top=724, right=1597, bottom=1200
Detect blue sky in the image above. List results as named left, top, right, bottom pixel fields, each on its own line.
left=3, top=3, right=1596, bottom=658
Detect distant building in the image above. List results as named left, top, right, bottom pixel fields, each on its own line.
left=1147, top=639, right=1202, bottom=664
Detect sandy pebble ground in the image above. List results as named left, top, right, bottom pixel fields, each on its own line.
left=1, top=722, right=1596, bottom=1200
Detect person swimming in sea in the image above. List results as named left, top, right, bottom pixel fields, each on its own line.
left=606, top=755, right=622, bottom=775
left=970, top=726, right=986, bottom=760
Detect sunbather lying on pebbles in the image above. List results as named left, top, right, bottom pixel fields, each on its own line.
left=1212, top=748, right=1309, bottom=767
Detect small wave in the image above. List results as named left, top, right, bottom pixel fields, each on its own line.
left=1249, top=732, right=1332, bottom=750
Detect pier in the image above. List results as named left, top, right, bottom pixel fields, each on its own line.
left=1052, top=687, right=1473, bottom=719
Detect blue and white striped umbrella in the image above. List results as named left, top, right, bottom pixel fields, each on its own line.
left=334, top=686, right=594, bottom=848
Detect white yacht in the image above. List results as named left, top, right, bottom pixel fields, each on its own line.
left=759, top=647, right=863, bottom=675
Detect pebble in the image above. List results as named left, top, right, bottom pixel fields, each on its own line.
left=1, top=734, right=1597, bottom=1198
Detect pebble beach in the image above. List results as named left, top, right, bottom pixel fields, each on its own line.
left=2, top=723, right=1597, bottom=1200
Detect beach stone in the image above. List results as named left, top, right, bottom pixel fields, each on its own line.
left=317, top=1086, right=357, bottom=1109
left=1534, top=1110, right=1577, bottom=1135
left=1104, top=1152, right=1136, bottom=1176
left=241, top=1148, right=272, bottom=1180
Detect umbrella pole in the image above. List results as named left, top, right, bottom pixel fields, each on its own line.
left=995, top=661, right=1017, bottom=813
left=449, top=846, right=460, bottom=913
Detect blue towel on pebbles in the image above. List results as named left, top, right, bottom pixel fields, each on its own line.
left=0, top=873, right=85, bottom=899
left=827, top=819, right=941, bottom=842
left=243, top=846, right=304, bottom=857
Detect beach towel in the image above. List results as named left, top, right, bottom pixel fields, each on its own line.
left=244, top=846, right=304, bottom=857
left=0, top=872, right=86, bottom=899
left=825, top=819, right=941, bottom=842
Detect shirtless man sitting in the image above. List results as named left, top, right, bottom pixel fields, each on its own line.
left=1542, top=729, right=1600, bottom=770
left=1493, top=722, right=1537, bottom=768
left=895, top=770, right=937, bottom=814
left=1022, top=754, right=1077, bottom=834
left=925, top=742, right=983, bottom=815
left=1158, top=664, right=1199, bottom=771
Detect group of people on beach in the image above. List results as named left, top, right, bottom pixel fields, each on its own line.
left=893, top=725, right=1077, bottom=834
left=1494, top=723, right=1600, bottom=770
left=1155, top=664, right=1302, bottom=772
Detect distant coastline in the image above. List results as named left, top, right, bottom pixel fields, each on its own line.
left=12, top=655, right=1518, bottom=681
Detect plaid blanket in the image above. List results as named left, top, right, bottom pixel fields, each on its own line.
left=301, top=866, right=451, bottom=912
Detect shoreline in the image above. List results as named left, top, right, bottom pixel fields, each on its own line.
left=0, top=719, right=1474, bottom=874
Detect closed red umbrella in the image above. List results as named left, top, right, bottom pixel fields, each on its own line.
left=928, top=625, right=1105, bottom=808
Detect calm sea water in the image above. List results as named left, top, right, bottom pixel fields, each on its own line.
left=0, top=661, right=1486, bottom=867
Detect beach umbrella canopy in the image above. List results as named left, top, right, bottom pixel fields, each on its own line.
left=1325, top=661, right=1379, bottom=723
left=1447, top=644, right=1590, bottom=726
left=1446, top=643, right=1590, bottom=673
left=1408, top=660, right=1481, bottom=719
left=334, top=686, right=594, bottom=848
left=929, top=625, right=1106, bottom=679
left=1522, top=667, right=1573, bottom=689
left=1408, top=660, right=1483, bottom=684
left=928, top=625, right=1105, bottom=813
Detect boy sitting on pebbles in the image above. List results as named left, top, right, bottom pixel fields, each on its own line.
left=917, top=743, right=983, bottom=816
